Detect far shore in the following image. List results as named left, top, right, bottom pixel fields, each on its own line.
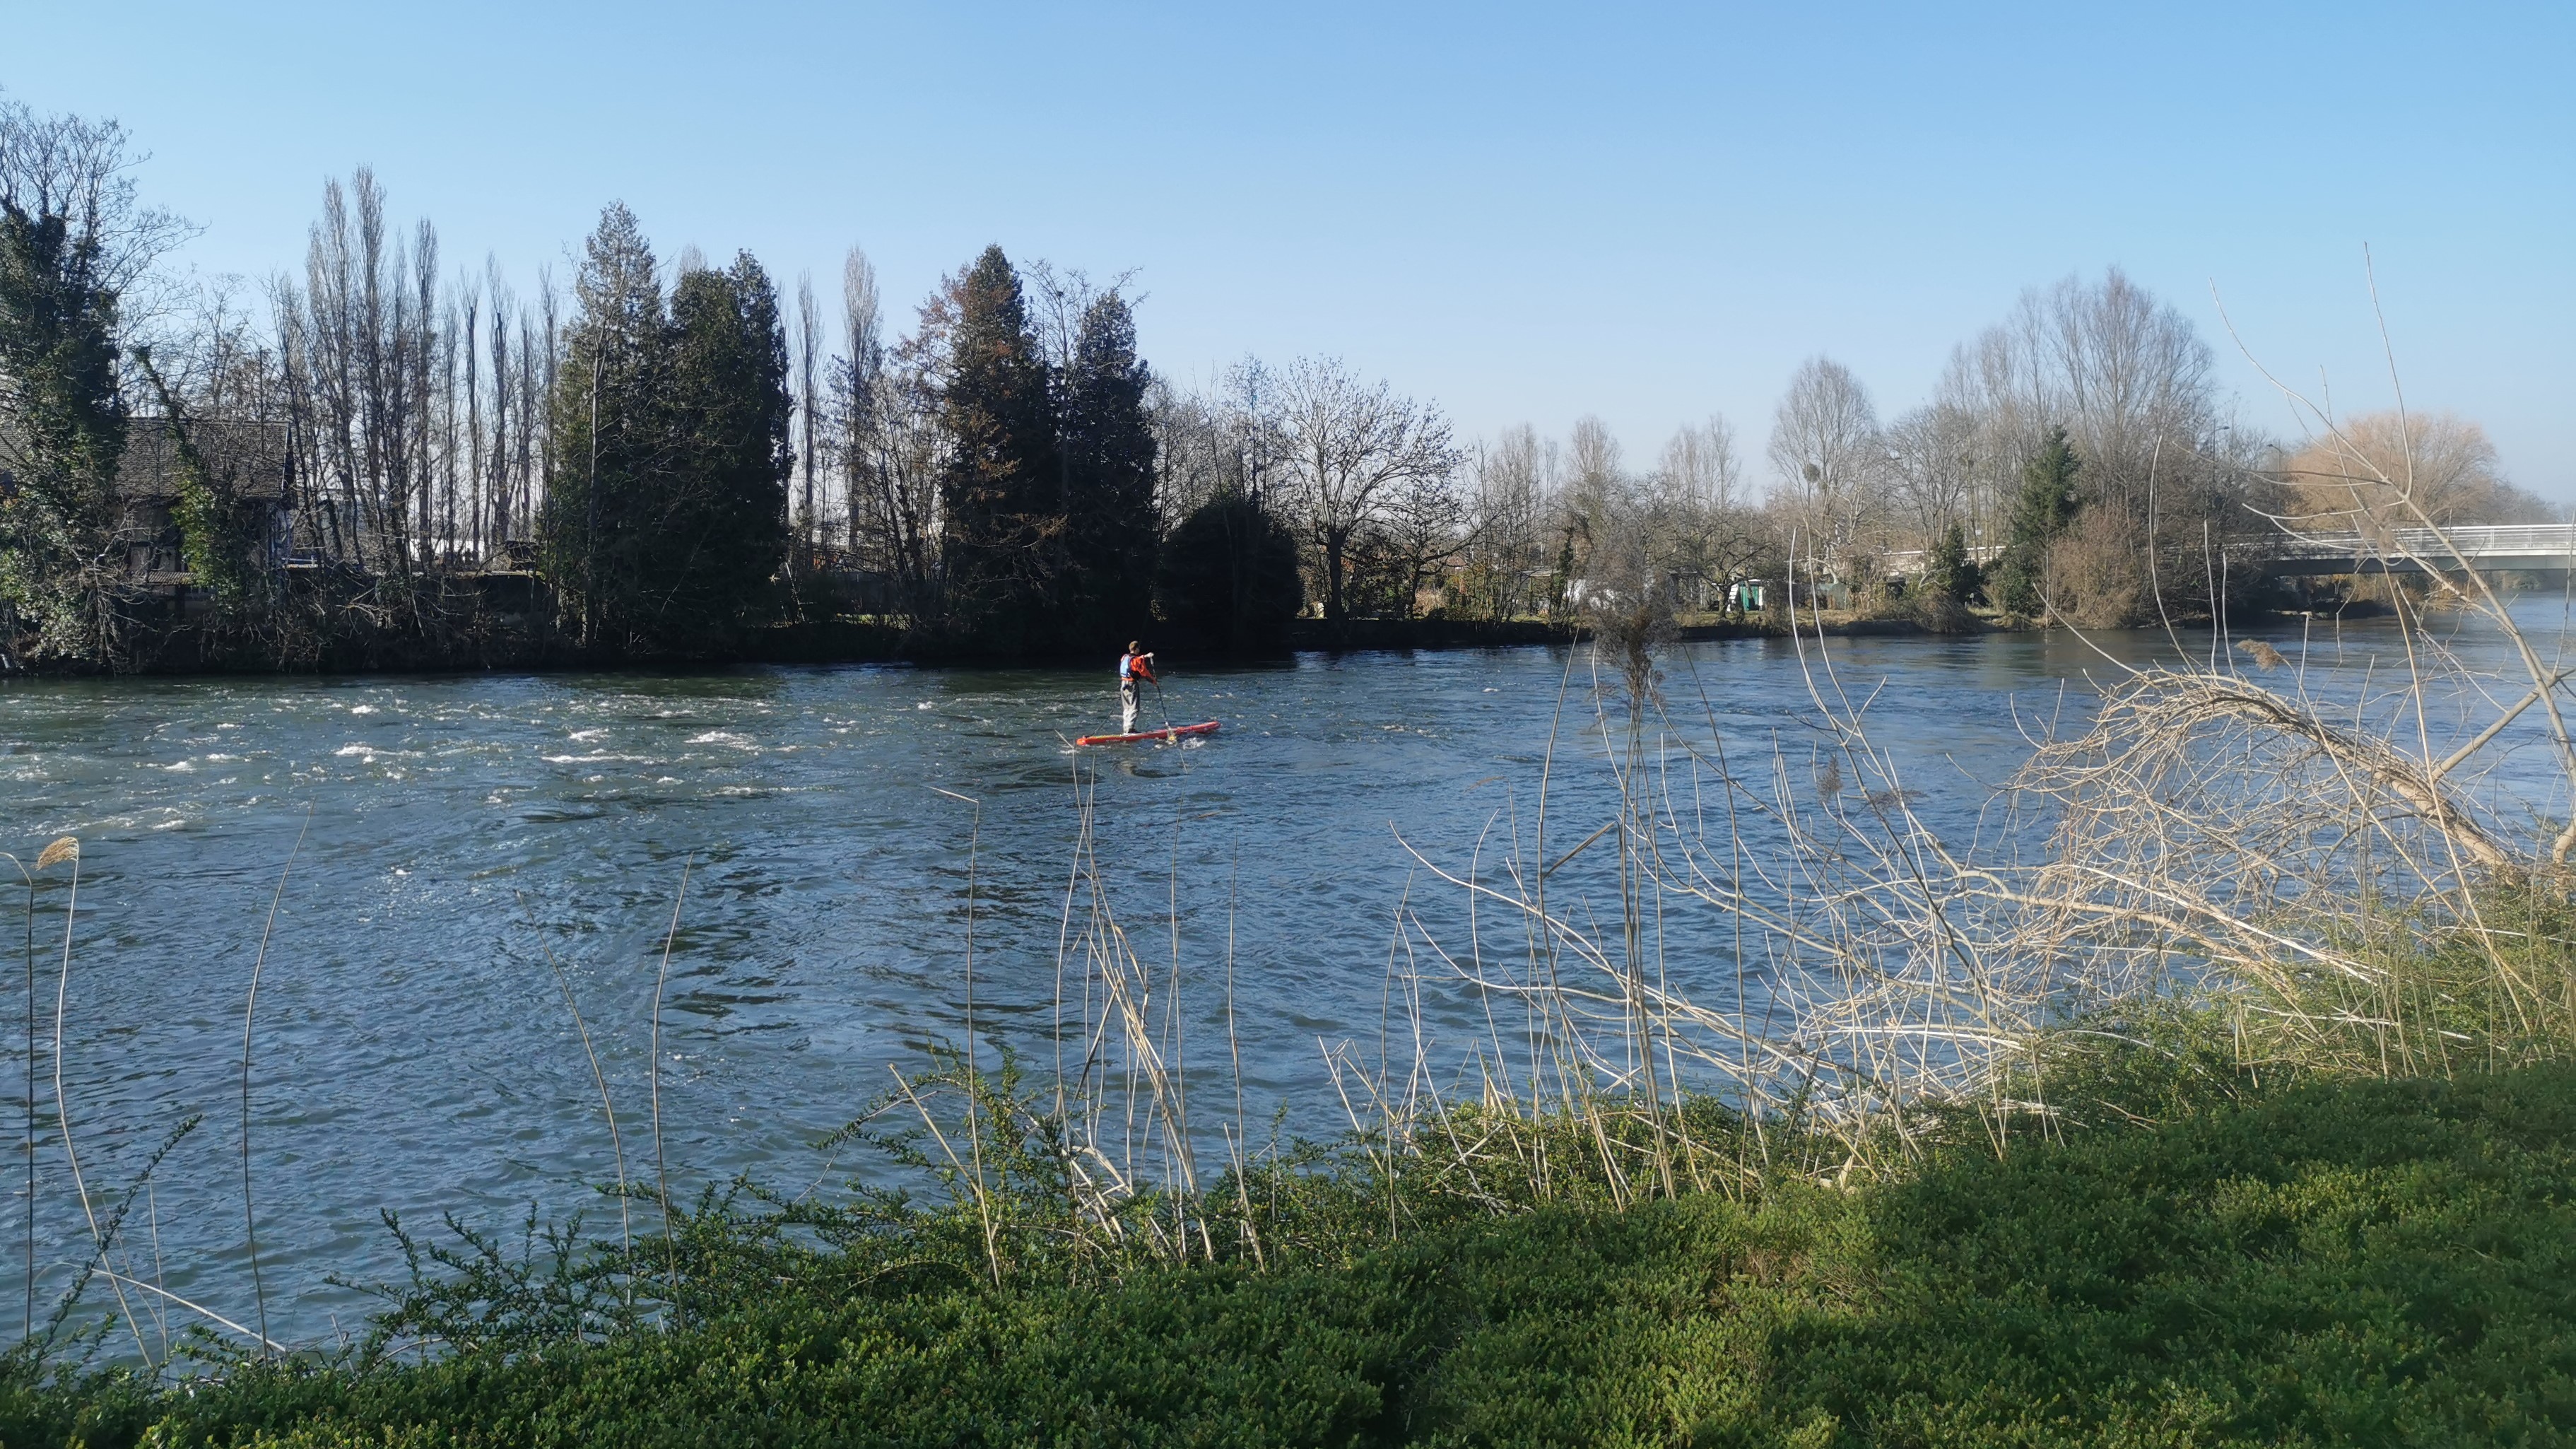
left=0, top=600, right=2424, bottom=683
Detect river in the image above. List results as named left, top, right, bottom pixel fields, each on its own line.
left=1, top=611, right=2568, bottom=1348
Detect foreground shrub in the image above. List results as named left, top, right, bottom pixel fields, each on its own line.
left=11, top=1064, right=2570, bottom=1447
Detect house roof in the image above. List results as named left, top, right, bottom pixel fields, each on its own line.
left=115, top=418, right=293, bottom=503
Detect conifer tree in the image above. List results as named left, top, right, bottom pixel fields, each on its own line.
left=1155, top=491, right=1302, bottom=656
left=1057, top=291, right=1158, bottom=650
left=541, top=203, right=666, bottom=647
left=1926, top=520, right=1978, bottom=604
left=660, top=252, right=792, bottom=628
left=540, top=209, right=792, bottom=650
left=937, top=245, right=1057, bottom=655
left=1992, top=425, right=2081, bottom=618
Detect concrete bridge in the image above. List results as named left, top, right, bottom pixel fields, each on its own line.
left=1882, top=525, right=2576, bottom=580
left=2234, top=524, right=2576, bottom=576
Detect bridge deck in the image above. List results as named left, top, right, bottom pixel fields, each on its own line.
left=1877, top=525, right=2576, bottom=579
left=2238, top=524, right=2576, bottom=576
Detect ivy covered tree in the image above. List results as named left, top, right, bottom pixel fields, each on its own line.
left=0, top=103, right=169, bottom=663
left=137, top=357, right=262, bottom=610
left=1057, top=291, right=1158, bottom=651
left=938, top=245, right=1059, bottom=656
left=1991, top=425, right=2081, bottom=618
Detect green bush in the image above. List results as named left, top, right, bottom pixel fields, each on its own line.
left=15, top=1064, right=2575, bottom=1446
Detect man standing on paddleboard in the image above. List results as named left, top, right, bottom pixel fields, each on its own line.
left=1118, top=641, right=1156, bottom=734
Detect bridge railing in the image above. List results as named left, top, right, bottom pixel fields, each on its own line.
left=2232, top=523, right=2576, bottom=563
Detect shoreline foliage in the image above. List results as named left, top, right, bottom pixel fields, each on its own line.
left=7, top=1059, right=2574, bottom=1446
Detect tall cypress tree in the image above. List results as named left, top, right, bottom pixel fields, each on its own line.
left=541, top=211, right=792, bottom=651
left=1992, top=425, right=2081, bottom=618
left=659, top=253, right=792, bottom=635
left=937, top=245, right=1057, bottom=655
left=1057, top=291, right=1158, bottom=652
left=541, top=204, right=666, bottom=647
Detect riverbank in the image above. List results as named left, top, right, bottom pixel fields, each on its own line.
left=15, top=1054, right=2572, bottom=1448
left=9, top=600, right=2013, bottom=679
left=35, top=574, right=2448, bottom=677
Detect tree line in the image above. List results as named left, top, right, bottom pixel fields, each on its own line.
left=1, top=97, right=2553, bottom=670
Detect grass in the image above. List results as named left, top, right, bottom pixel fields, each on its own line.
left=8, top=1055, right=2575, bottom=1447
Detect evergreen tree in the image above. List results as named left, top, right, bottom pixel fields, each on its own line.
left=0, top=183, right=127, bottom=660
left=1155, top=491, right=1302, bottom=657
left=541, top=204, right=667, bottom=647
left=937, top=246, right=1058, bottom=655
left=659, top=253, right=792, bottom=631
left=1992, top=426, right=2081, bottom=617
left=1926, top=520, right=1979, bottom=604
left=1057, top=291, right=1158, bottom=652
left=539, top=209, right=792, bottom=650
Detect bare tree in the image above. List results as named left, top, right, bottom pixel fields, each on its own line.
left=795, top=272, right=822, bottom=573
left=1372, top=466, right=1471, bottom=618
left=1568, top=414, right=1622, bottom=495
left=1935, top=268, right=2257, bottom=623
left=1657, top=416, right=1741, bottom=517
left=2278, top=410, right=2547, bottom=537
left=1463, top=425, right=1552, bottom=621
left=1146, top=353, right=1299, bottom=594
left=1883, top=401, right=1980, bottom=545
left=836, top=245, right=941, bottom=620
left=1651, top=415, right=1768, bottom=609
left=481, top=259, right=517, bottom=558
left=274, top=170, right=446, bottom=577
left=1765, top=356, right=1881, bottom=564
left=1274, top=357, right=1459, bottom=620
left=0, top=97, right=194, bottom=329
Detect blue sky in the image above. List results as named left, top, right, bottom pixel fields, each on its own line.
left=9, top=1, right=2571, bottom=492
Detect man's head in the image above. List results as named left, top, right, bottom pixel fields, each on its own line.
left=1127, top=640, right=1141, bottom=654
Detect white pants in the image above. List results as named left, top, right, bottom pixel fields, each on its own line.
left=1120, top=680, right=1140, bottom=732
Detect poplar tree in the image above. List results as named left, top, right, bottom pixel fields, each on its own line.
left=937, top=245, right=1057, bottom=655
left=1057, top=291, right=1158, bottom=650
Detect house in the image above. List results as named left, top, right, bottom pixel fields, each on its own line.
left=112, top=418, right=295, bottom=582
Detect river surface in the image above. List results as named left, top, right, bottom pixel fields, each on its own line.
left=2, top=609, right=2570, bottom=1348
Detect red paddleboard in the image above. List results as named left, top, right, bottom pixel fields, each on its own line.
left=1075, top=720, right=1222, bottom=747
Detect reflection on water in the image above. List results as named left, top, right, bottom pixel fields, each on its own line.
left=0, top=611, right=2565, bottom=1342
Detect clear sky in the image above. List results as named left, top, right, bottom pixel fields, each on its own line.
left=8, top=1, right=2571, bottom=493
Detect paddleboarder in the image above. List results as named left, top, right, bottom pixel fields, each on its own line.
left=1117, top=642, right=1157, bottom=734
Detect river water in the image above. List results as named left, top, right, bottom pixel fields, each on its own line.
left=2, top=611, right=2569, bottom=1348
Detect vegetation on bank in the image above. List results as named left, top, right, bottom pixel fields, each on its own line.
left=6, top=1043, right=2574, bottom=1448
